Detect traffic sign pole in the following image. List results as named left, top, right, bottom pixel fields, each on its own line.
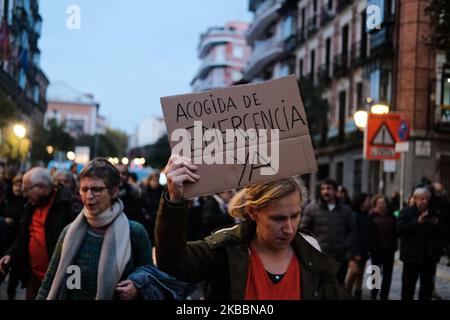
left=396, top=141, right=409, bottom=211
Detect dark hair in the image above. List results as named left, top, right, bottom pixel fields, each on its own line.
left=352, top=192, right=370, bottom=212
left=79, top=158, right=120, bottom=190
left=129, top=172, right=138, bottom=182
left=320, top=178, right=338, bottom=190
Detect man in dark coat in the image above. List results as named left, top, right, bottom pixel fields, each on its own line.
left=0, top=167, right=80, bottom=300
left=398, top=187, right=446, bottom=300
left=300, top=179, right=356, bottom=285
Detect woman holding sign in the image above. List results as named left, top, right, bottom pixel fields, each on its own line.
left=155, top=154, right=351, bottom=300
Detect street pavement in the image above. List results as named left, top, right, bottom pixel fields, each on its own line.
left=361, top=253, right=450, bottom=300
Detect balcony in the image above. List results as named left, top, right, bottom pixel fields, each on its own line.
left=247, top=0, right=285, bottom=44
left=336, top=0, right=353, bottom=14
left=318, top=64, right=332, bottom=86
left=306, top=16, right=319, bottom=38
left=333, top=53, right=349, bottom=77
left=284, top=34, right=297, bottom=53
left=196, top=58, right=245, bottom=79
left=191, top=78, right=229, bottom=92
left=320, top=6, right=335, bottom=26
left=244, top=36, right=284, bottom=79
left=198, top=29, right=245, bottom=58
left=350, top=40, right=367, bottom=67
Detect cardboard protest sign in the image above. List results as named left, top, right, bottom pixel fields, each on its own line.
left=160, top=75, right=317, bottom=198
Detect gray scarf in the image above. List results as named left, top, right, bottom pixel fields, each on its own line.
left=47, top=199, right=131, bottom=300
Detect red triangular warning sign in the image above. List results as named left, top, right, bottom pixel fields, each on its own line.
left=370, top=122, right=395, bottom=146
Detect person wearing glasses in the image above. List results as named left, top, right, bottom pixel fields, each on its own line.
left=0, top=167, right=81, bottom=299
left=36, top=158, right=152, bottom=300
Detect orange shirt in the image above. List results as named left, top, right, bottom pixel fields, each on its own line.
left=28, top=194, right=55, bottom=281
left=244, top=246, right=301, bottom=300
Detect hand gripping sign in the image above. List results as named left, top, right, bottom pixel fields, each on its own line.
left=160, top=75, right=318, bottom=198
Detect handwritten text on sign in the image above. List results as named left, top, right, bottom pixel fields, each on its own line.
left=160, top=75, right=317, bottom=198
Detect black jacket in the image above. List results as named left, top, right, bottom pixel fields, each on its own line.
left=201, top=196, right=234, bottom=237
left=7, top=187, right=81, bottom=285
left=369, top=211, right=397, bottom=253
left=300, top=198, right=356, bottom=261
left=397, top=205, right=444, bottom=264
left=350, top=210, right=371, bottom=260
left=156, top=191, right=352, bottom=300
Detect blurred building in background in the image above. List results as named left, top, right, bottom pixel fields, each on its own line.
left=129, top=116, right=166, bottom=149
left=191, top=21, right=251, bottom=92
left=0, top=0, right=48, bottom=122
left=45, top=81, right=108, bottom=138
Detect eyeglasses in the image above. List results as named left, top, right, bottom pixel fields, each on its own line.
left=22, top=184, right=39, bottom=194
left=79, top=186, right=108, bottom=196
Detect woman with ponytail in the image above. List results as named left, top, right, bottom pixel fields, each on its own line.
left=155, top=154, right=351, bottom=300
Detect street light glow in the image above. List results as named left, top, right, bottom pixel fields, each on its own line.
left=371, top=103, right=390, bottom=115
left=13, top=124, right=27, bottom=139
left=122, top=157, right=129, bottom=165
left=353, top=110, right=368, bottom=130
left=67, top=151, right=76, bottom=161
left=46, top=146, right=54, bottom=154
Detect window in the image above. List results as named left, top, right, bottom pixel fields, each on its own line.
left=336, top=162, right=344, bottom=185
left=328, top=0, right=333, bottom=10
left=443, top=68, right=450, bottom=105
left=325, top=38, right=331, bottom=70
left=282, top=15, right=294, bottom=40
left=338, top=90, right=346, bottom=139
left=356, top=82, right=363, bottom=111
left=232, top=45, right=245, bottom=59
left=310, top=49, right=315, bottom=80
left=299, top=58, right=304, bottom=77
left=231, top=69, right=242, bottom=82
left=213, top=68, right=224, bottom=85
left=301, top=8, right=306, bottom=39
left=215, top=45, right=226, bottom=62
left=342, top=24, right=349, bottom=56
left=370, top=69, right=380, bottom=101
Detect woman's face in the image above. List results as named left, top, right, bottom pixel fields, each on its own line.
left=375, top=197, right=387, bottom=213
left=249, top=192, right=301, bottom=252
left=79, top=177, right=118, bottom=216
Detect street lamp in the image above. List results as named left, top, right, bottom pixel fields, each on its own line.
left=67, top=151, right=76, bottom=161
left=353, top=110, right=368, bottom=130
left=46, top=145, right=54, bottom=154
left=13, top=124, right=27, bottom=170
left=370, top=103, right=390, bottom=115
left=13, top=124, right=27, bottom=139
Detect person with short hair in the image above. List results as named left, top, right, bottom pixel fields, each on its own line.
left=0, top=167, right=81, bottom=300
left=398, top=187, right=445, bottom=300
left=300, top=178, right=356, bottom=285
left=154, top=155, right=351, bottom=300
left=36, top=158, right=153, bottom=300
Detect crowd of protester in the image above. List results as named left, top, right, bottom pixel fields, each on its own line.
left=0, top=158, right=449, bottom=300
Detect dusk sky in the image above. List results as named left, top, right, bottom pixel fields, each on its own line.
left=39, top=0, right=252, bottom=134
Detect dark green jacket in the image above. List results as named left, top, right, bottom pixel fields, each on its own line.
left=155, top=191, right=352, bottom=300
